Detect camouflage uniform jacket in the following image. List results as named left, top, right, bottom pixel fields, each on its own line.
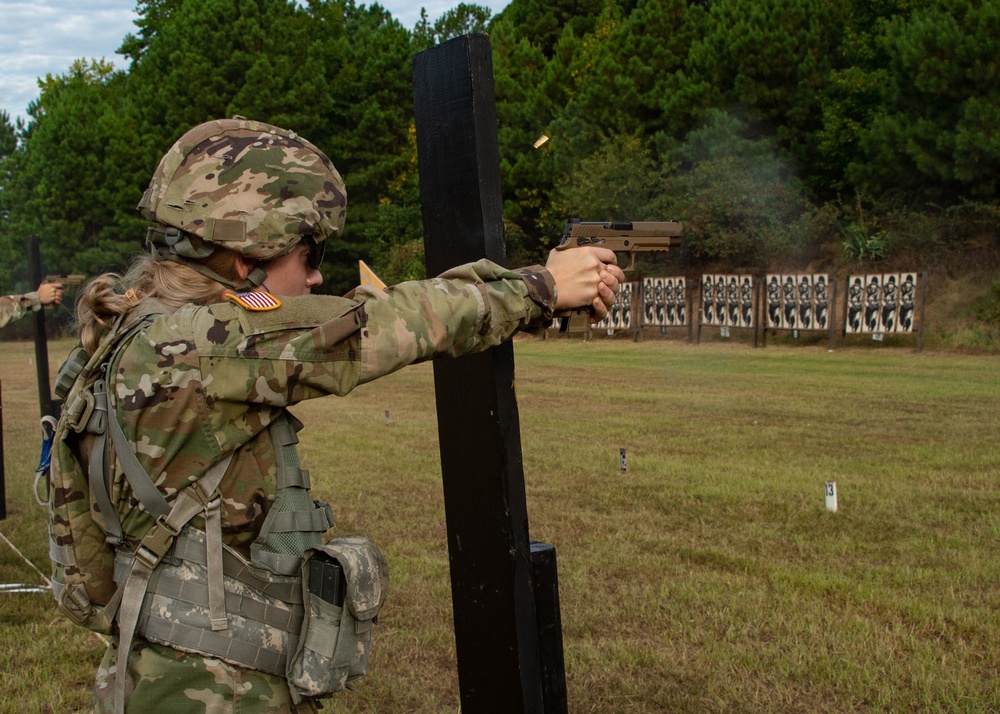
left=104, top=259, right=555, bottom=554
left=0, top=291, right=40, bottom=328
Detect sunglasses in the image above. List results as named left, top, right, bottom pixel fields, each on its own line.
left=303, top=236, right=326, bottom=270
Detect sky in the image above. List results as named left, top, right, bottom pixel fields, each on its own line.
left=0, top=0, right=512, bottom=126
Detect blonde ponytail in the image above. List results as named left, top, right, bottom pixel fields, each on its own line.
left=77, top=250, right=242, bottom=353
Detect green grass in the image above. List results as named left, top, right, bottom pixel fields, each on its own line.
left=1, top=336, right=998, bottom=712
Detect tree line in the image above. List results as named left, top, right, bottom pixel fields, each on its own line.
left=0, top=0, right=997, bottom=304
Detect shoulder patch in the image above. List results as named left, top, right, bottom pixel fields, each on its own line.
left=226, top=291, right=282, bottom=311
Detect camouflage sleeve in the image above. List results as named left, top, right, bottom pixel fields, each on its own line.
left=191, top=259, right=554, bottom=408
left=0, top=292, right=39, bottom=328
left=351, top=259, right=554, bottom=384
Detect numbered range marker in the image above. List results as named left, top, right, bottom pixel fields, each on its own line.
left=825, top=481, right=838, bottom=512
left=620, top=447, right=627, bottom=475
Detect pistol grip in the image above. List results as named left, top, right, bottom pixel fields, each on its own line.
left=555, top=310, right=593, bottom=334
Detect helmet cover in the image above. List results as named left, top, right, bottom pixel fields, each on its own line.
left=139, top=117, right=347, bottom=261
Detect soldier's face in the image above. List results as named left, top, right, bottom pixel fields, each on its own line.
left=260, top=243, right=324, bottom=296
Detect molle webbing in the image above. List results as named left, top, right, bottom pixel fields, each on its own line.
left=170, top=532, right=303, bottom=604
left=112, top=452, right=233, bottom=713
left=115, top=527, right=305, bottom=678
left=47, top=314, right=162, bottom=620
left=250, top=413, right=334, bottom=576
left=100, top=320, right=238, bottom=713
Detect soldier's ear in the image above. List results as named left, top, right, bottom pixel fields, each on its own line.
left=234, top=255, right=255, bottom=281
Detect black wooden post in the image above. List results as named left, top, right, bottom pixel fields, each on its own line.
left=413, top=34, right=566, bottom=714
left=0, top=380, right=6, bottom=520
left=530, top=542, right=567, bottom=710
left=916, top=272, right=927, bottom=353
left=752, top=278, right=760, bottom=348
left=828, top=277, right=838, bottom=351
left=27, top=236, right=55, bottom=419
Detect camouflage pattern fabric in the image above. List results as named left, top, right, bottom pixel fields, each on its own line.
left=140, top=118, right=347, bottom=261
left=60, top=258, right=554, bottom=709
left=287, top=536, right=390, bottom=701
left=102, top=259, right=554, bottom=554
left=0, top=291, right=40, bottom=328
left=95, top=640, right=319, bottom=713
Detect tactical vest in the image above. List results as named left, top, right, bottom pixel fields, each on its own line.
left=44, top=303, right=388, bottom=713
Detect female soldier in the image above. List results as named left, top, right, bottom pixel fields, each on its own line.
left=50, top=118, right=623, bottom=713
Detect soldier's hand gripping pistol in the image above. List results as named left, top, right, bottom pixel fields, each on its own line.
left=554, top=218, right=682, bottom=333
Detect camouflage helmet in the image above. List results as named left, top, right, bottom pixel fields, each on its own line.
left=138, top=117, right=347, bottom=269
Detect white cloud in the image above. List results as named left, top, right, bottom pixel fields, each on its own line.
left=0, top=0, right=138, bottom=123
left=0, top=0, right=510, bottom=125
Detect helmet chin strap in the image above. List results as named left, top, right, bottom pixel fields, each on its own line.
left=242, top=265, right=270, bottom=290
left=153, top=247, right=268, bottom=291
left=146, top=225, right=268, bottom=291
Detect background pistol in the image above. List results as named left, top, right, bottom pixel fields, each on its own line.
left=45, top=274, right=86, bottom=286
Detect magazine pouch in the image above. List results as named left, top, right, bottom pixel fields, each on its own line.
left=286, top=535, right=389, bottom=704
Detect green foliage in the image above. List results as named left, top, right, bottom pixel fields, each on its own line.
left=491, top=13, right=567, bottom=252
left=0, top=110, right=16, bottom=160
left=122, top=0, right=330, bottom=173
left=412, top=3, right=492, bottom=49
left=656, top=111, right=812, bottom=267
left=686, top=0, right=845, bottom=196
left=0, top=59, right=144, bottom=287
left=552, top=133, right=664, bottom=225
left=313, top=1, right=415, bottom=292
left=841, top=223, right=892, bottom=262
left=1, top=0, right=998, bottom=295
left=501, top=0, right=606, bottom=58
left=1, top=0, right=417, bottom=295
left=973, top=281, right=1000, bottom=325
left=814, top=65, right=890, bottom=196
left=839, top=194, right=893, bottom=263
left=0, top=110, right=18, bottom=262
left=368, top=125, right=426, bottom=284
left=550, top=0, right=706, bottom=172
left=850, top=0, right=1000, bottom=202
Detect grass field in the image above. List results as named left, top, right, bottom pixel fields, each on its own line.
left=1, top=335, right=998, bottom=713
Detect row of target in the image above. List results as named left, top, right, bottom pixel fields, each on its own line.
left=578, top=273, right=919, bottom=334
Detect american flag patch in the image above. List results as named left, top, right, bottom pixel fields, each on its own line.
left=226, top=291, right=282, bottom=311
